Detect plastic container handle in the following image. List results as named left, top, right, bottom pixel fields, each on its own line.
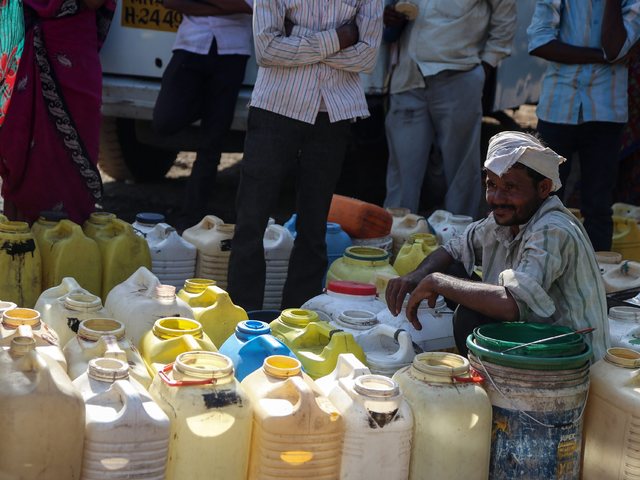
left=158, top=362, right=218, bottom=387
left=101, top=335, right=128, bottom=362
left=180, top=334, right=205, bottom=352
left=453, top=367, right=485, bottom=384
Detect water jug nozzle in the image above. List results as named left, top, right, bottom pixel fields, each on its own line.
left=3, top=308, right=41, bottom=329
left=411, top=352, right=470, bottom=383
left=88, top=357, right=129, bottom=383
left=153, top=318, right=204, bottom=340
left=154, top=285, right=177, bottom=303
left=78, top=318, right=126, bottom=341
left=263, top=355, right=302, bottom=378
left=183, top=278, right=216, bottom=293
left=170, top=352, right=235, bottom=384
left=280, top=309, right=318, bottom=327
left=354, top=374, right=400, bottom=398
left=9, top=335, right=36, bottom=357
left=64, top=292, right=103, bottom=312
left=87, top=212, right=116, bottom=225
left=336, top=310, right=379, bottom=330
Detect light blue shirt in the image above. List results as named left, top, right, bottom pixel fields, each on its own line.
left=528, top=0, right=640, bottom=124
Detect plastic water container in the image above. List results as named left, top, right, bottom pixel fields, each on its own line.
left=105, top=267, right=194, bottom=347
left=377, top=295, right=455, bottom=351
left=327, top=247, right=399, bottom=295
left=189, top=284, right=248, bottom=347
left=0, top=337, right=85, bottom=479
left=332, top=313, right=415, bottom=376
left=387, top=207, right=430, bottom=258
left=132, top=212, right=166, bottom=237
left=84, top=214, right=153, bottom=298
left=139, top=317, right=217, bottom=377
left=608, top=306, right=640, bottom=351
left=32, top=216, right=102, bottom=296
left=146, top=223, right=197, bottom=289
left=582, top=348, right=640, bottom=479
left=43, top=291, right=112, bottom=348
left=302, top=280, right=386, bottom=323
left=427, top=209, right=473, bottom=244
left=241, top=355, right=344, bottom=479
left=271, top=312, right=367, bottom=379
left=177, top=278, right=216, bottom=306
left=182, top=215, right=234, bottom=289
left=0, top=308, right=67, bottom=371
left=64, top=318, right=152, bottom=388
left=316, top=354, right=413, bottom=480
left=263, top=224, right=294, bottom=310
left=612, top=202, right=640, bottom=222
left=328, top=194, right=393, bottom=238
left=218, top=320, right=296, bottom=381
left=73, top=357, right=170, bottom=479
left=0, top=221, right=42, bottom=308
left=150, top=351, right=252, bottom=480
left=612, top=216, right=640, bottom=262
left=393, top=233, right=439, bottom=276
left=393, top=352, right=492, bottom=480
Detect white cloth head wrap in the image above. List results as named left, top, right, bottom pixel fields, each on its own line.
left=484, top=131, right=566, bottom=191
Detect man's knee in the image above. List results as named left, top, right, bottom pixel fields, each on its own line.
left=453, top=305, right=494, bottom=356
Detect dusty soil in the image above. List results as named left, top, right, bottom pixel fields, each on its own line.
left=99, top=105, right=539, bottom=227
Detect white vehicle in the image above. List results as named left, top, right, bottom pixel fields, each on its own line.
left=99, top=0, right=546, bottom=198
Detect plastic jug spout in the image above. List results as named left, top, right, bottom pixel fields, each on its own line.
left=9, top=335, right=36, bottom=358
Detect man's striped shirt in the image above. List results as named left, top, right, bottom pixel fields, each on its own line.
left=443, top=196, right=610, bottom=360
left=250, top=0, right=383, bottom=123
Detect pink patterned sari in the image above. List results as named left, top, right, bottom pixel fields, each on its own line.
left=0, top=0, right=114, bottom=223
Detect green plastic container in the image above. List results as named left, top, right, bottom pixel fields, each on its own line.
left=466, top=335, right=592, bottom=370
left=473, top=323, right=585, bottom=357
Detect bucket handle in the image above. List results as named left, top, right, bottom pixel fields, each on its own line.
left=475, top=355, right=590, bottom=429
left=158, top=362, right=218, bottom=387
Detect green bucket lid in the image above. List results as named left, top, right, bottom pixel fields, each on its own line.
left=466, top=335, right=593, bottom=371
left=473, top=322, right=585, bottom=358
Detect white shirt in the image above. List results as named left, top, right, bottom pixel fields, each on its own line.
left=389, top=0, right=516, bottom=94
left=173, top=2, right=254, bottom=56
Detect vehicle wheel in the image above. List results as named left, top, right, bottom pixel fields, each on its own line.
left=99, top=117, right=178, bottom=183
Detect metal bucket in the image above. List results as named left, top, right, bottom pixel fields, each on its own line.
left=469, top=353, right=590, bottom=479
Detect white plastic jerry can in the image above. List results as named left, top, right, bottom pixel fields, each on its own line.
left=73, top=357, right=170, bottom=480
left=146, top=222, right=197, bottom=289
left=316, top=354, right=414, bottom=480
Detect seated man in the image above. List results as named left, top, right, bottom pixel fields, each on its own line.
left=385, top=131, right=610, bottom=360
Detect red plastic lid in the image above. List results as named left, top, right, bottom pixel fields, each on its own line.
left=327, top=281, right=377, bottom=296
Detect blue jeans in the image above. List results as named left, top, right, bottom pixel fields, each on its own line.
left=227, top=108, right=350, bottom=311
left=384, top=65, right=484, bottom=218
left=537, top=119, right=624, bottom=251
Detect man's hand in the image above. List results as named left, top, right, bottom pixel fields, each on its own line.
left=383, top=5, right=407, bottom=28
left=405, top=274, right=442, bottom=331
left=385, top=270, right=424, bottom=316
left=337, top=22, right=359, bottom=49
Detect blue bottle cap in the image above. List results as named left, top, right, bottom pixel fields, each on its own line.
left=39, top=210, right=68, bottom=222
left=135, top=212, right=165, bottom=225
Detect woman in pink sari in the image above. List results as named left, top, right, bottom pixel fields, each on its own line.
left=0, top=0, right=114, bottom=223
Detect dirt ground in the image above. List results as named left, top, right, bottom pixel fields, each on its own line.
left=98, top=105, right=539, bottom=227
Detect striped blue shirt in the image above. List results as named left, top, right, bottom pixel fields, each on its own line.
left=528, top=0, right=640, bottom=124
left=443, top=196, right=610, bottom=360
left=250, top=0, right=383, bottom=123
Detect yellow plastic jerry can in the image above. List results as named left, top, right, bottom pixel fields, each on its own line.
left=85, top=216, right=152, bottom=299
left=0, top=222, right=42, bottom=308
left=191, top=285, right=248, bottom=347
left=139, top=317, right=217, bottom=377
left=612, top=216, right=640, bottom=262
left=34, top=219, right=101, bottom=296
left=273, top=315, right=367, bottom=379
left=393, top=234, right=439, bottom=276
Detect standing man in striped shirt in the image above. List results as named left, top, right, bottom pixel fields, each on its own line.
left=528, top=0, right=640, bottom=251
left=227, top=0, right=383, bottom=310
left=385, top=132, right=609, bottom=360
